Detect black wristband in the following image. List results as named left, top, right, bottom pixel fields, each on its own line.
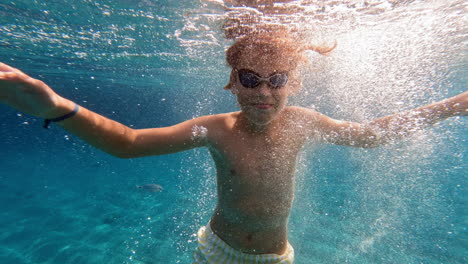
left=43, top=104, right=79, bottom=129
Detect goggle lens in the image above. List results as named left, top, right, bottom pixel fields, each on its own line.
left=238, top=69, right=288, bottom=89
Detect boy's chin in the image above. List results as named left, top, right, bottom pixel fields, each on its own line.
left=241, top=107, right=286, bottom=127
left=244, top=113, right=278, bottom=127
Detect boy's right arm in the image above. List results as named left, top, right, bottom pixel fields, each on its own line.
left=300, top=92, right=467, bottom=148
left=0, top=62, right=207, bottom=158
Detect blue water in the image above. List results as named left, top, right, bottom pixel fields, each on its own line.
left=0, top=1, right=466, bottom=263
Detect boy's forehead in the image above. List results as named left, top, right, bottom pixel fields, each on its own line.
left=236, top=49, right=297, bottom=73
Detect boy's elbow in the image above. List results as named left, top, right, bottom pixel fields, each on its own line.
left=107, top=132, right=140, bottom=159
left=357, top=134, right=383, bottom=148
left=116, top=127, right=143, bottom=158
left=352, top=140, right=380, bottom=148
left=360, top=141, right=381, bottom=149
left=357, top=125, right=386, bottom=148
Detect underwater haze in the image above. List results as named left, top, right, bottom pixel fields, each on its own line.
left=0, top=0, right=466, bottom=263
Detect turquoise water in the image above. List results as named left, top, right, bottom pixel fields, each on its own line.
left=0, top=1, right=466, bottom=263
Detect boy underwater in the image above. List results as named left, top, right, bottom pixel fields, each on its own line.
left=0, top=29, right=467, bottom=264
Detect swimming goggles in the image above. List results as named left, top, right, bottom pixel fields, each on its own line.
left=237, top=69, right=289, bottom=89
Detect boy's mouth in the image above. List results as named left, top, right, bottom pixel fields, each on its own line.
left=253, top=103, right=273, bottom=109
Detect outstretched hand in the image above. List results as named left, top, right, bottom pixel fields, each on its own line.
left=0, top=62, right=63, bottom=118
left=456, top=91, right=468, bottom=116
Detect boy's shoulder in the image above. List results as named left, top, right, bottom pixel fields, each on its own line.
left=283, top=106, right=322, bottom=120
left=192, top=112, right=240, bottom=144
left=196, top=111, right=240, bottom=129
left=281, top=106, right=331, bottom=131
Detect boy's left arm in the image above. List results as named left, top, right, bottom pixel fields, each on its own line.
left=307, top=92, right=467, bottom=148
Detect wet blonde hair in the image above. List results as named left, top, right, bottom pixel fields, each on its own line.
left=224, top=30, right=336, bottom=91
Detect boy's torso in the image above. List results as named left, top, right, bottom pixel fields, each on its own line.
left=203, top=107, right=312, bottom=254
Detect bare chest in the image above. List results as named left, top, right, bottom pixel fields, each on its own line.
left=210, top=131, right=305, bottom=200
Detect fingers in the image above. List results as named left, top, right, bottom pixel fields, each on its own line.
left=0, top=62, right=32, bottom=84
left=0, top=71, right=27, bottom=83
left=0, top=71, right=43, bottom=93
left=0, top=62, right=26, bottom=75
left=0, top=63, right=37, bottom=90
left=0, top=62, right=14, bottom=71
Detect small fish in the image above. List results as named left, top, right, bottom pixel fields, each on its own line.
left=136, top=184, right=163, bottom=193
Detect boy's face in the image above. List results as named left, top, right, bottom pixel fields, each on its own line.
left=231, top=49, right=297, bottom=126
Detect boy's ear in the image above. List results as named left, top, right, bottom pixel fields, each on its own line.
left=288, top=72, right=302, bottom=95
left=224, top=70, right=238, bottom=93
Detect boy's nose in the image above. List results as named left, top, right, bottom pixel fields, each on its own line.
left=257, top=82, right=271, bottom=96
